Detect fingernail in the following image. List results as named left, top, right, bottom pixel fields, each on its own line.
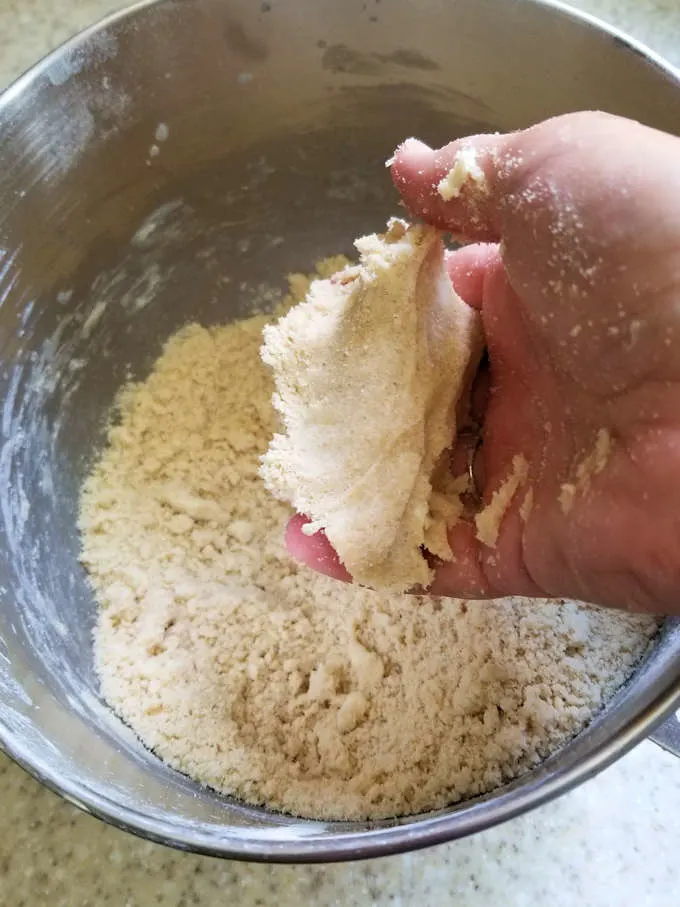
left=388, top=137, right=433, bottom=168
left=401, top=137, right=433, bottom=153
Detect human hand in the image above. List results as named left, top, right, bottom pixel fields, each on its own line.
left=288, top=112, right=680, bottom=614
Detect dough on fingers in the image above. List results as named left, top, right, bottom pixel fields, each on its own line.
left=261, top=219, right=484, bottom=591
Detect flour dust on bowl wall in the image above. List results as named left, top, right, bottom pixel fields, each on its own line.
left=1, top=0, right=680, bottom=861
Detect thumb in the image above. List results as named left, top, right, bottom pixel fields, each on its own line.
left=390, top=133, right=516, bottom=241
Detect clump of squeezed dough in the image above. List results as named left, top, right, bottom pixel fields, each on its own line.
left=260, top=218, right=483, bottom=591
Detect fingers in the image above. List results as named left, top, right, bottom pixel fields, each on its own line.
left=429, top=494, right=543, bottom=599
left=286, top=509, right=514, bottom=599
left=286, top=501, right=544, bottom=601
left=285, top=514, right=352, bottom=583
left=428, top=521, right=493, bottom=597
left=445, top=243, right=502, bottom=311
left=391, top=134, right=514, bottom=240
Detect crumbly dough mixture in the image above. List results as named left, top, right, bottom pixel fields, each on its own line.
left=476, top=454, right=530, bottom=548
left=261, top=219, right=483, bottom=591
left=79, top=265, right=657, bottom=821
left=438, top=147, right=488, bottom=201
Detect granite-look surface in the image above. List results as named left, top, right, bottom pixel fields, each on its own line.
left=3, top=741, right=680, bottom=906
left=1, top=1, right=680, bottom=905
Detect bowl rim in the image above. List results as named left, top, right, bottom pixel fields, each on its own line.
left=3, top=673, right=678, bottom=862
left=1, top=0, right=679, bottom=863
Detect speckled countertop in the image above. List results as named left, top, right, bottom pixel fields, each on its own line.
left=1, top=1, right=680, bottom=905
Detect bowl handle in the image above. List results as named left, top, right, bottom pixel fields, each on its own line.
left=649, top=713, right=680, bottom=758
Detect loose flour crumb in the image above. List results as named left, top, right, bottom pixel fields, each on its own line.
left=475, top=454, right=529, bottom=547
left=79, top=276, right=656, bottom=821
left=437, top=147, right=488, bottom=201
left=559, top=428, right=612, bottom=514
left=519, top=487, right=534, bottom=523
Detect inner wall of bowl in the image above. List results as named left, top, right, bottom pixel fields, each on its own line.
left=1, top=0, right=680, bottom=853
left=0, top=116, right=489, bottom=835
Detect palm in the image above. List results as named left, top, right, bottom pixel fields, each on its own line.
left=445, top=263, right=680, bottom=612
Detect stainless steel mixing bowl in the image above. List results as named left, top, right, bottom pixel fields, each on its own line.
left=1, top=0, right=680, bottom=863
